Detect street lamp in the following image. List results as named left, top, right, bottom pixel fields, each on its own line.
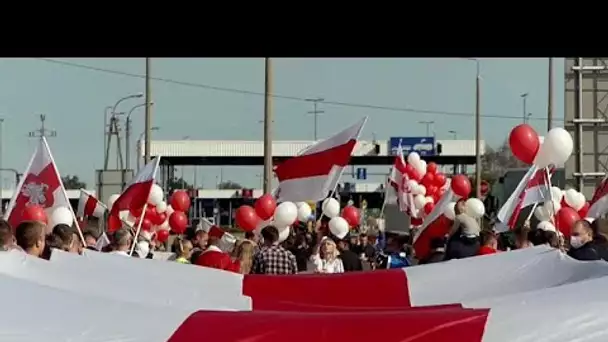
left=104, top=93, right=143, bottom=167
left=137, top=126, right=159, bottom=171
left=125, top=102, right=154, bottom=171
left=448, top=130, right=458, bottom=139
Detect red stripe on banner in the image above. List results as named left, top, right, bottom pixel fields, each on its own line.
left=243, top=269, right=411, bottom=310
left=83, top=195, right=98, bottom=217
left=413, top=215, right=452, bottom=261
left=168, top=307, right=490, bottom=342
left=274, top=140, right=356, bottom=181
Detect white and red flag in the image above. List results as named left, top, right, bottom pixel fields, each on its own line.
left=588, top=177, right=608, bottom=218
left=387, top=143, right=418, bottom=218
left=109, top=157, right=160, bottom=225
left=274, top=117, right=367, bottom=202
left=495, top=166, right=552, bottom=232
left=77, top=189, right=106, bottom=219
left=4, top=137, right=77, bottom=234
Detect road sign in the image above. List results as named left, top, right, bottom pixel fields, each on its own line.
left=389, top=137, right=435, bottom=156
left=356, top=167, right=367, bottom=180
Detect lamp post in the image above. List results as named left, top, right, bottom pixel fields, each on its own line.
left=104, top=93, right=143, bottom=168
left=126, top=102, right=154, bottom=171
left=137, top=127, right=159, bottom=171
left=448, top=130, right=457, bottom=139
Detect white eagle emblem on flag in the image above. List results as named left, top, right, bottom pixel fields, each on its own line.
left=21, top=182, right=49, bottom=206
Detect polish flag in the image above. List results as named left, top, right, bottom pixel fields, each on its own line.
left=109, top=157, right=160, bottom=223
left=274, top=117, right=367, bottom=202
left=588, top=177, right=608, bottom=218
left=77, top=189, right=106, bottom=219
left=495, top=166, right=551, bottom=232
left=4, top=137, right=77, bottom=234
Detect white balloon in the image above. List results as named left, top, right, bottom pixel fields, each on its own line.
left=147, top=184, right=164, bottom=206
left=414, top=194, right=426, bottom=210
left=274, top=201, right=298, bottom=227
left=406, top=180, right=419, bottom=193
left=107, top=194, right=120, bottom=209
left=407, top=152, right=421, bottom=165
left=585, top=217, right=596, bottom=224
left=535, top=128, right=573, bottom=167
left=158, top=219, right=170, bottom=231
left=543, top=200, right=561, bottom=216
left=322, top=198, right=340, bottom=218
left=277, top=225, right=291, bottom=243
left=295, top=202, right=306, bottom=209
left=465, top=198, right=485, bottom=219
left=156, top=201, right=168, bottom=213
left=424, top=196, right=434, bottom=204
left=415, top=160, right=427, bottom=176
left=444, top=202, right=457, bottom=220
left=296, top=202, right=312, bottom=221
left=165, top=205, right=175, bottom=216
left=140, top=230, right=153, bottom=241
left=549, top=186, right=563, bottom=202
left=534, top=205, right=550, bottom=221
left=564, top=189, right=586, bottom=211
left=537, top=221, right=556, bottom=232
left=328, top=217, right=349, bottom=239
left=416, top=184, right=427, bottom=196
left=49, top=206, right=73, bottom=227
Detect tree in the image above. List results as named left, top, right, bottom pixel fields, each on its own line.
left=167, top=177, right=193, bottom=190
left=481, top=140, right=526, bottom=182
left=61, top=175, right=87, bottom=190
left=218, top=181, right=243, bottom=189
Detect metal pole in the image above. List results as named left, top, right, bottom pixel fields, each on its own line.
left=576, top=57, right=584, bottom=191
left=548, top=57, right=554, bottom=130
left=521, top=93, right=528, bottom=124
left=144, top=58, right=152, bottom=164
left=103, top=106, right=110, bottom=168
left=306, top=98, right=324, bottom=140
left=262, top=58, right=273, bottom=194
left=125, top=117, right=131, bottom=171
left=0, top=119, right=4, bottom=215
left=137, top=139, right=141, bottom=172
left=475, top=62, right=482, bottom=199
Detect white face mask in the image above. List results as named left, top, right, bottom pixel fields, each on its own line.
left=570, top=236, right=585, bottom=249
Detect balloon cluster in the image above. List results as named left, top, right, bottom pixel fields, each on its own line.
left=401, top=152, right=448, bottom=217
left=321, top=198, right=360, bottom=239
left=20, top=205, right=79, bottom=232
left=534, top=187, right=589, bottom=237
left=509, top=124, right=573, bottom=167
left=107, top=185, right=192, bottom=243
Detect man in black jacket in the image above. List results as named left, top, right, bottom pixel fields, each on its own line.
left=444, top=214, right=480, bottom=261
left=337, top=238, right=363, bottom=272
left=568, top=220, right=601, bottom=261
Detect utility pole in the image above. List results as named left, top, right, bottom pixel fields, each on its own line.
left=418, top=121, right=435, bottom=136
left=306, top=98, right=324, bottom=140
left=547, top=58, right=554, bottom=130
left=28, top=114, right=57, bottom=140
left=103, top=114, right=124, bottom=170
left=262, top=58, right=273, bottom=194
left=144, top=57, right=152, bottom=164
left=474, top=61, right=482, bottom=199
left=521, top=93, right=529, bottom=124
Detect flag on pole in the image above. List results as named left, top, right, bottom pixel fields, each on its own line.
left=588, top=177, right=608, bottom=219
left=387, top=143, right=418, bottom=218
left=274, top=117, right=367, bottom=202
left=4, top=137, right=78, bottom=235
left=77, top=189, right=106, bottom=219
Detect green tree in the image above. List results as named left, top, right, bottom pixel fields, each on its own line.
left=218, top=181, right=243, bottom=189
left=61, top=175, right=87, bottom=189
left=167, top=177, right=193, bottom=190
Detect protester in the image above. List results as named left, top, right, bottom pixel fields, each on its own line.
left=173, top=237, right=193, bottom=264
left=15, top=220, right=46, bottom=258
left=310, top=237, right=344, bottom=274
left=337, top=237, right=362, bottom=272
left=358, top=233, right=376, bottom=261
left=590, top=218, right=608, bottom=261
left=444, top=214, right=480, bottom=260
left=83, top=230, right=97, bottom=249
left=288, top=232, right=313, bottom=272
left=232, top=240, right=255, bottom=274
left=0, top=220, right=15, bottom=251
left=110, top=229, right=133, bottom=256
left=419, top=237, right=446, bottom=264
left=478, top=230, right=498, bottom=255
left=568, top=220, right=601, bottom=261
left=513, top=224, right=533, bottom=249
left=195, top=232, right=237, bottom=271
left=251, top=226, right=297, bottom=274
left=187, top=226, right=209, bottom=263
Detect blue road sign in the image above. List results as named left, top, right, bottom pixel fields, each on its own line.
left=389, top=137, right=435, bottom=156
left=356, top=167, right=367, bottom=180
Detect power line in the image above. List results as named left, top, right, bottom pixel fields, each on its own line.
left=33, top=58, right=560, bottom=122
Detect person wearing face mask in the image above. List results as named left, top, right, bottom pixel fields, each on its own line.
left=444, top=213, right=480, bottom=260
left=568, top=220, right=600, bottom=261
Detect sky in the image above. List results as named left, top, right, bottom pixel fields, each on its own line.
left=0, top=58, right=564, bottom=190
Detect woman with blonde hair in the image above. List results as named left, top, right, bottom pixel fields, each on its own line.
left=232, top=240, right=255, bottom=274
left=310, top=237, right=344, bottom=274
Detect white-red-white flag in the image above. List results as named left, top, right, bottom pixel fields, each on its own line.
left=4, top=137, right=74, bottom=234
left=274, top=117, right=367, bottom=202
left=77, top=189, right=106, bottom=219
left=588, top=177, right=608, bottom=218
left=386, top=144, right=418, bottom=218
left=495, top=166, right=551, bottom=232
left=109, top=157, right=160, bottom=221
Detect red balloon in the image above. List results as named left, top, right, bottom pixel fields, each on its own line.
left=578, top=202, right=590, bottom=218
left=254, top=194, right=277, bottom=221
left=434, top=173, right=447, bottom=187
left=423, top=202, right=435, bottom=215
left=107, top=214, right=122, bottom=233
left=135, top=217, right=153, bottom=232
left=451, top=175, right=472, bottom=198
left=170, top=190, right=191, bottom=212
left=426, top=185, right=439, bottom=197
left=168, top=211, right=188, bottom=234
left=421, top=173, right=435, bottom=187
left=432, top=193, right=441, bottom=203
left=21, top=205, right=47, bottom=224
left=509, top=124, right=541, bottom=165
left=556, top=207, right=581, bottom=238
left=404, top=164, right=416, bottom=177
left=341, top=206, right=361, bottom=227
left=156, top=229, right=169, bottom=243
left=411, top=217, right=423, bottom=226
left=427, top=162, right=438, bottom=174
left=151, top=211, right=167, bottom=226
left=235, top=205, right=259, bottom=232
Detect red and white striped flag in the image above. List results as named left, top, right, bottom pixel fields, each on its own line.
left=386, top=144, right=418, bottom=218
left=274, top=117, right=367, bottom=202
left=4, top=137, right=79, bottom=235
left=588, top=177, right=608, bottom=218
left=77, top=189, right=106, bottom=219
left=495, top=166, right=552, bottom=232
